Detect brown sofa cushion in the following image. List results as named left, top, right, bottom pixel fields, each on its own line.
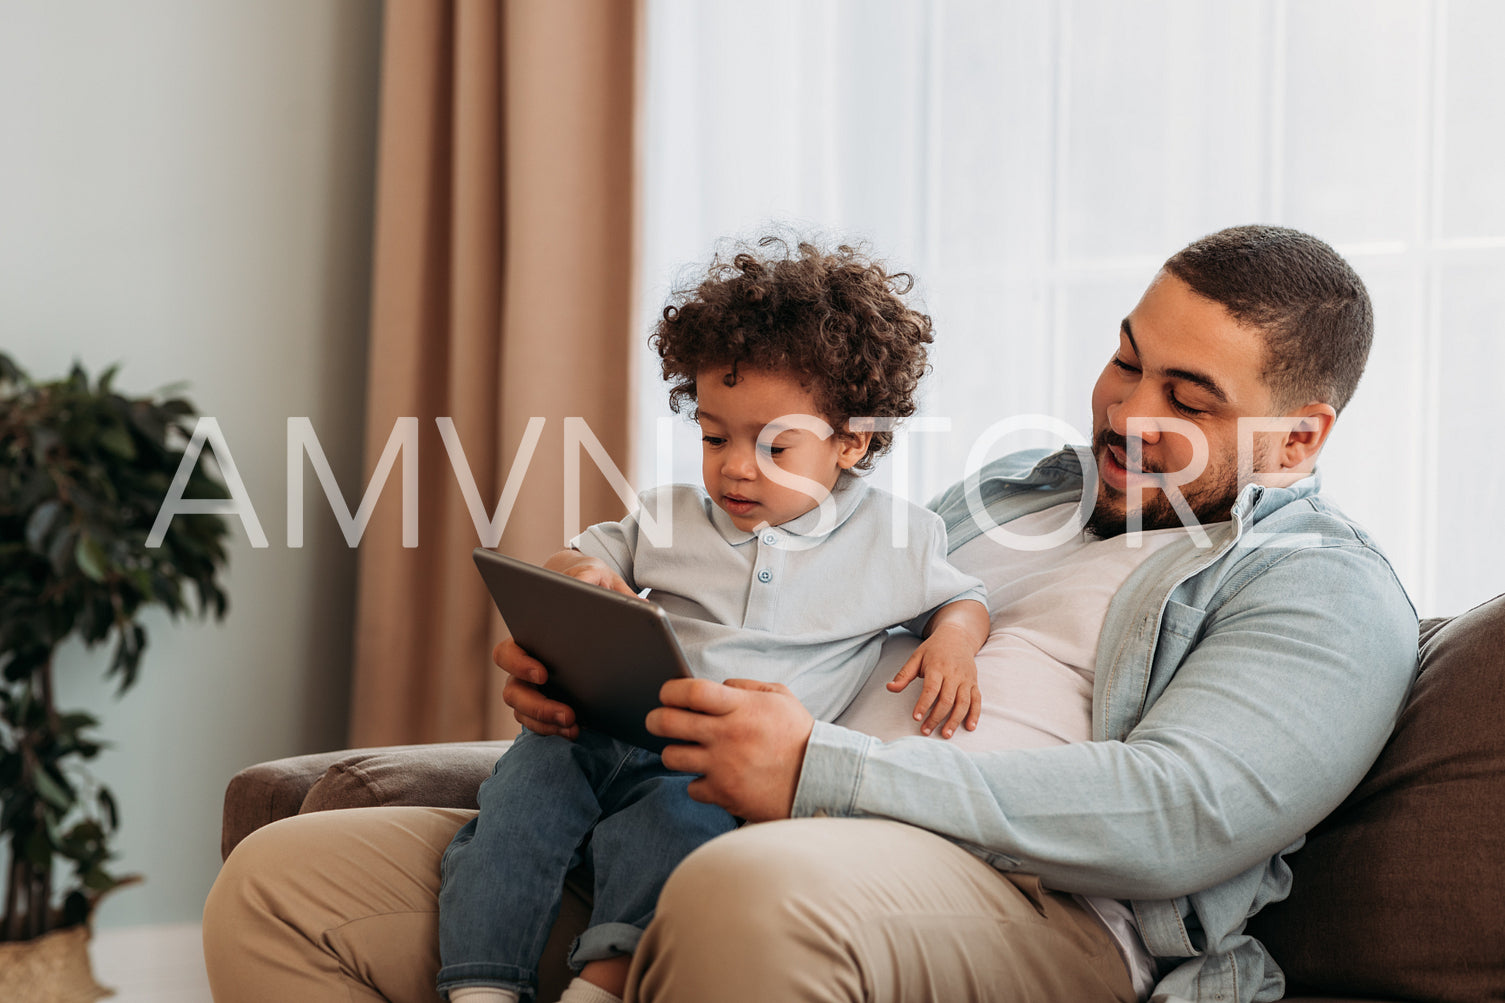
left=220, top=747, right=361, bottom=860
left=298, top=741, right=509, bottom=814
left=1248, top=593, right=1505, bottom=1002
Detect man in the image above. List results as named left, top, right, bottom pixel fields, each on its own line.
left=203, top=226, right=1417, bottom=1003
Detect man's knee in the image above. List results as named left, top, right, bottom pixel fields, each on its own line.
left=203, top=819, right=313, bottom=995
left=632, top=821, right=875, bottom=1003
left=206, top=820, right=284, bottom=928
left=655, top=820, right=848, bottom=938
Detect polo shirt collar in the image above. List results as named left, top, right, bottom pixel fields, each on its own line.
left=707, top=472, right=871, bottom=545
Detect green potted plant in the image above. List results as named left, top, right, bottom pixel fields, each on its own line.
left=0, top=352, right=230, bottom=1000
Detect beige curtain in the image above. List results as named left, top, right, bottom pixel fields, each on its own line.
left=349, top=0, right=639, bottom=746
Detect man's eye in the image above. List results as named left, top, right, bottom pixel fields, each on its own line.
left=1170, top=396, right=1207, bottom=417
left=1111, top=356, right=1139, bottom=374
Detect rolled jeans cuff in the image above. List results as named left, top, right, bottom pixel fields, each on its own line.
left=436, top=962, right=535, bottom=1000
left=569, top=921, right=644, bottom=969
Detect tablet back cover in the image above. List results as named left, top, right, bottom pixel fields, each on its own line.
left=473, top=549, right=691, bottom=752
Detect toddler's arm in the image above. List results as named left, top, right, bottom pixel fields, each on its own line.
left=886, top=599, right=988, bottom=738
left=544, top=548, right=639, bottom=598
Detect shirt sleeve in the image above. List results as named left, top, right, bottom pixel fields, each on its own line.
left=899, top=512, right=987, bottom=636
left=567, top=490, right=652, bottom=593
left=792, top=540, right=1418, bottom=902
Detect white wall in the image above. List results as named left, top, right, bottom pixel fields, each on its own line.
left=1, top=0, right=383, bottom=927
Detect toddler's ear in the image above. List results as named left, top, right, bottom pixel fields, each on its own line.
left=835, top=428, right=873, bottom=469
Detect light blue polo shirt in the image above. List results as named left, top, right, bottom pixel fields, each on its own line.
left=570, top=473, right=986, bottom=722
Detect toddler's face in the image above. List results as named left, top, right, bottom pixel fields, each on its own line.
left=694, top=366, right=868, bottom=532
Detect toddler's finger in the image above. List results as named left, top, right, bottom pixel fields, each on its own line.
left=913, top=671, right=944, bottom=724
left=919, top=676, right=957, bottom=735
left=887, top=656, right=922, bottom=692
left=965, top=686, right=982, bottom=730
left=607, top=575, right=642, bottom=599
left=942, top=688, right=973, bottom=738
left=923, top=678, right=964, bottom=736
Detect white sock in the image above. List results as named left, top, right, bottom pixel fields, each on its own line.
left=449, top=988, right=520, bottom=1003
left=556, top=977, right=624, bottom=1003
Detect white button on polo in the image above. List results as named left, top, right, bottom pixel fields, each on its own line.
left=762, top=533, right=777, bottom=545
left=757, top=569, right=773, bottom=583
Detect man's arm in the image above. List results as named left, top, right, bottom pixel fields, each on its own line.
left=650, top=542, right=1417, bottom=900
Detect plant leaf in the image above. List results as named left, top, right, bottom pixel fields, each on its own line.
left=24, top=500, right=64, bottom=553
left=33, top=765, right=73, bottom=811
left=75, top=535, right=109, bottom=582
left=59, top=711, right=100, bottom=732
left=48, top=526, right=78, bottom=577
left=0, top=351, right=27, bottom=386
left=98, top=425, right=136, bottom=460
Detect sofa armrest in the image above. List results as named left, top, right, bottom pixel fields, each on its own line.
left=220, top=741, right=511, bottom=859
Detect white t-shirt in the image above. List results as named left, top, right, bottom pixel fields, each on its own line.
left=835, top=502, right=1198, bottom=1000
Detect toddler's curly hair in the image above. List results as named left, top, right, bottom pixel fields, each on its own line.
left=651, top=236, right=933, bottom=471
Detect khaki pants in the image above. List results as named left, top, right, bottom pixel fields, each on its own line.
left=203, top=807, right=1135, bottom=1003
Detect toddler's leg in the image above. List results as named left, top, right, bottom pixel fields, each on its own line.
left=438, top=730, right=615, bottom=998
left=570, top=763, right=737, bottom=977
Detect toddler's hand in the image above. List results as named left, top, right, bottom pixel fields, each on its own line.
left=567, top=562, right=637, bottom=597
left=546, top=550, right=639, bottom=599
left=886, top=626, right=982, bottom=738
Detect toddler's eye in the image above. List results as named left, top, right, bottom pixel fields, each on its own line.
left=701, top=435, right=726, bottom=447
left=759, top=444, right=786, bottom=456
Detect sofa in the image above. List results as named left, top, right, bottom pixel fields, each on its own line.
left=220, top=593, right=1505, bottom=1003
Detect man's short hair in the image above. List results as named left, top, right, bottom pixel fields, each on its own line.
left=1163, top=225, right=1374, bottom=413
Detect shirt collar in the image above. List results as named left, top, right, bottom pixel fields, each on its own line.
left=708, top=472, right=871, bottom=545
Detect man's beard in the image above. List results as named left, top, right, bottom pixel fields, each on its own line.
left=1084, top=428, right=1244, bottom=540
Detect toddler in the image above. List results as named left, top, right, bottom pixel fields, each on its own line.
left=437, top=237, right=989, bottom=1003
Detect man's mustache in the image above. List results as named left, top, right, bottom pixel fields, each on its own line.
left=1094, top=429, right=1170, bottom=477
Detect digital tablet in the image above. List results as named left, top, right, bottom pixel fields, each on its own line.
left=472, top=548, right=692, bottom=752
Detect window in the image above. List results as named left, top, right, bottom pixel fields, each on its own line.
left=635, top=0, right=1505, bottom=616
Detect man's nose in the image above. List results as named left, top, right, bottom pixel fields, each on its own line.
left=1107, top=395, right=1164, bottom=444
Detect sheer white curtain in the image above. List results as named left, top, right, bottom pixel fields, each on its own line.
left=633, top=0, right=1505, bottom=617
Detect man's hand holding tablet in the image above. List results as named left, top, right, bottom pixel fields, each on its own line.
left=474, top=549, right=692, bottom=752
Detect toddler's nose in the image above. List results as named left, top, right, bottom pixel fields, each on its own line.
left=722, top=445, right=757, bottom=480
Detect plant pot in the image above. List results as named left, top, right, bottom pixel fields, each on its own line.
left=0, top=924, right=112, bottom=1003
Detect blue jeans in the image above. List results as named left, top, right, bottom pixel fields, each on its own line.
left=436, top=728, right=737, bottom=1000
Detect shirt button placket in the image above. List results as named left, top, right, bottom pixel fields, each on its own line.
left=746, top=531, right=778, bottom=629
left=757, top=531, right=777, bottom=583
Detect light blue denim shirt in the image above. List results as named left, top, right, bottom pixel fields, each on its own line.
left=791, top=448, right=1419, bottom=1003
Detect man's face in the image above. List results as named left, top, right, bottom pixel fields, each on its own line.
left=1087, top=270, right=1280, bottom=538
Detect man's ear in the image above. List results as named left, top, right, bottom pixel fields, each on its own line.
left=1278, top=403, right=1338, bottom=472
left=835, top=428, right=873, bottom=470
